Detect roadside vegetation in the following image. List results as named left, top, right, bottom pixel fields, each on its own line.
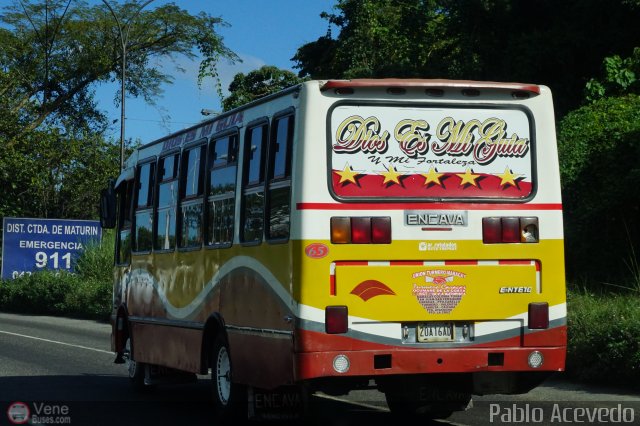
left=566, top=288, right=640, bottom=388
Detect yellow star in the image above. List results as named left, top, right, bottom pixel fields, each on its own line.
left=421, top=166, right=445, bottom=187
left=378, top=165, right=402, bottom=185
left=335, top=163, right=359, bottom=184
left=497, top=166, right=519, bottom=187
left=456, top=168, right=481, bottom=187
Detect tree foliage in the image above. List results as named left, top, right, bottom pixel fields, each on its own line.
left=222, top=66, right=305, bottom=111
left=0, top=0, right=237, bottom=222
left=294, top=0, right=640, bottom=116
left=557, top=95, right=640, bottom=282
left=585, top=48, right=640, bottom=101
left=293, top=0, right=450, bottom=80
left=0, top=0, right=237, bottom=137
left=0, top=126, right=123, bottom=220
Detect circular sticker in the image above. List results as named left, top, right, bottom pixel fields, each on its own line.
left=305, top=243, right=329, bottom=259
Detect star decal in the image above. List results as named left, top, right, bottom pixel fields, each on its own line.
left=335, top=163, right=360, bottom=185
left=497, top=166, right=520, bottom=188
left=421, top=166, right=445, bottom=187
left=378, top=164, right=403, bottom=186
left=456, top=168, right=481, bottom=187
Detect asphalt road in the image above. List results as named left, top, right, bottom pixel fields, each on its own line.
left=1, top=312, right=638, bottom=426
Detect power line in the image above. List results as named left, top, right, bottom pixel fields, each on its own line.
left=125, top=117, right=200, bottom=126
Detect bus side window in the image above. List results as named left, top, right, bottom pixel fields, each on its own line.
left=179, top=143, right=206, bottom=249
left=116, top=180, right=133, bottom=264
left=207, top=133, right=238, bottom=247
left=155, top=153, right=180, bottom=251
left=266, top=113, right=294, bottom=241
left=134, top=161, right=155, bottom=253
left=241, top=122, right=267, bottom=244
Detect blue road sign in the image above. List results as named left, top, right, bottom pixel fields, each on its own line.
left=1, top=217, right=102, bottom=280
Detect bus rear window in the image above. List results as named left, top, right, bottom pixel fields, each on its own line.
left=329, top=105, right=534, bottom=200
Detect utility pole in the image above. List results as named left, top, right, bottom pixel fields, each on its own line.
left=101, top=0, right=155, bottom=170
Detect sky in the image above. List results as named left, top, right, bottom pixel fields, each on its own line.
left=0, top=0, right=337, bottom=143
left=104, top=0, right=337, bottom=143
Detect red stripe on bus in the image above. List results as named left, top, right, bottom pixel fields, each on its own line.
left=296, top=326, right=566, bottom=353
left=334, top=261, right=368, bottom=266
left=329, top=274, right=336, bottom=296
left=296, top=202, right=562, bottom=211
left=498, top=260, right=533, bottom=265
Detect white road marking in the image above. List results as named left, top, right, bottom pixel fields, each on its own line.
left=314, top=393, right=390, bottom=412
left=0, top=329, right=112, bottom=355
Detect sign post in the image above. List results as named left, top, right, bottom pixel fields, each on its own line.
left=1, top=218, right=102, bottom=280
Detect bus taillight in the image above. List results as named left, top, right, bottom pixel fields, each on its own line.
left=482, top=217, right=539, bottom=244
left=371, top=217, right=391, bottom=244
left=330, top=217, right=391, bottom=244
left=325, top=306, right=348, bottom=334
left=528, top=302, right=549, bottom=329
left=351, top=217, right=372, bottom=243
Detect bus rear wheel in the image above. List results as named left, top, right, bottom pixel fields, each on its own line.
left=123, top=337, right=146, bottom=391
left=211, top=335, right=245, bottom=422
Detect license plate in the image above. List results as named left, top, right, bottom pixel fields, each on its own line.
left=417, top=322, right=454, bottom=342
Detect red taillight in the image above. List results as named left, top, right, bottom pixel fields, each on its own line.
left=331, top=216, right=391, bottom=244
left=482, top=217, right=502, bottom=243
left=351, top=217, right=372, bottom=243
left=325, top=306, right=348, bottom=334
left=501, top=217, right=521, bottom=243
left=371, top=217, right=391, bottom=244
left=483, top=217, right=539, bottom=244
left=528, top=302, right=549, bottom=329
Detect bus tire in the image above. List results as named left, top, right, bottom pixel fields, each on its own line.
left=211, top=334, right=245, bottom=422
left=123, top=336, right=147, bottom=391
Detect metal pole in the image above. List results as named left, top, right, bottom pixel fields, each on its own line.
left=101, top=0, right=155, bottom=170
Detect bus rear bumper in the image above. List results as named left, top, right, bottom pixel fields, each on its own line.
left=296, top=346, right=565, bottom=383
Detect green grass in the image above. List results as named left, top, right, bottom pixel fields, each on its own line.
left=566, top=288, right=640, bottom=388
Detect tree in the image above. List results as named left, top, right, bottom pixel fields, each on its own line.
left=585, top=48, right=640, bottom=101
left=293, top=0, right=451, bottom=80
left=0, top=0, right=237, bottom=221
left=557, top=95, right=640, bottom=283
left=222, top=66, right=305, bottom=111
left=294, top=0, right=640, bottom=117
left=0, top=0, right=237, bottom=138
left=0, top=127, right=123, bottom=220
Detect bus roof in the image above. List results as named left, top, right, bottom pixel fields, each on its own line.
left=320, top=79, right=541, bottom=94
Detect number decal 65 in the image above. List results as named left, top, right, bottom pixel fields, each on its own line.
left=305, top=243, right=329, bottom=259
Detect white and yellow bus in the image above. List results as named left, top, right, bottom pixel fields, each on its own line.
left=101, top=79, right=566, bottom=419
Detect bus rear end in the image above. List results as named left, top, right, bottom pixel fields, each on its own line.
left=293, top=79, right=566, bottom=416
